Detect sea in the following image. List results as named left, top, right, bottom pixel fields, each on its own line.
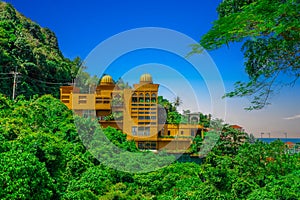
left=258, top=138, right=300, bottom=144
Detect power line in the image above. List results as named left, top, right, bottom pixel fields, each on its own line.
left=0, top=77, right=12, bottom=80
left=0, top=67, right=75, bottom=99
left=24, top=75, right=72, bottom=85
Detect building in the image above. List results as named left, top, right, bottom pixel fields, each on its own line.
left=60, top=73, right=204, bottom=152
left=230, top=124, right=244, bottom=132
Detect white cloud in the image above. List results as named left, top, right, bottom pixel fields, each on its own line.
left=283, top=114, right=300, bottom=120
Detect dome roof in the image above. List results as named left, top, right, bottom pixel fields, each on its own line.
left=140, top=73, right=153, bottom=84
left=100, top=75, right=113, bottom=85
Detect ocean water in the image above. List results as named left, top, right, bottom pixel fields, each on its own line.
left=258, top=138, right=300, bottom=144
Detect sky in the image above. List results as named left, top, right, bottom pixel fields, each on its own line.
left=5, top=0, right=300, bottom=138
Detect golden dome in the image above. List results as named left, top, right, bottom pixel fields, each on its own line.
left=140, top=73, right=153, bottom=84
left=100, top=75, right=113, bottom=85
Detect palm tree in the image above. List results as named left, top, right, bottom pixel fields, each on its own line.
left=85, top=75, right=99, bottom=93
left=173, top=96, right=182, bottom=111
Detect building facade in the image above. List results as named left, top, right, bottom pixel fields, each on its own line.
left=60, top=74, right=204, bottom=152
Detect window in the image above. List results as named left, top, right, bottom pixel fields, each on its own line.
left=191, top=130, right=195, bottom=137
left=181, top=131, right=184, bottom=135
left=136, top=126, right=150, bottom=136
left=158, top=131, right=161, bottom=137
left=96, top=97, right=102, bottom=104
left=145, top=93, right=150, bottom=102
left=132, top=126, right=137, bottom=136
left=138, top=141, right=157, bottom=150
left=145, top=127, right=150, bottom=136
left=139, top=93, right=144, bottom=102
left=168, top=130, right=171, bottom=136
left=103, top=98, right=110, bottom=104
left=132, top=97, right=137, bottom=102
left=62, top=95, right=69, bottom=99
left=138, top=127, right=144, bottom=136
left=78, top=96, right=87, bottom=104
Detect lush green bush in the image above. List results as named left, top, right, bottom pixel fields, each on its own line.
left=0, top=93, right=299, bottom=199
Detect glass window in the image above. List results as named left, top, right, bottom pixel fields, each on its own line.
left=132, top=126, right=137, bottom=136
left=138, top=127, right=144, bottom=136
left=191, top=130, right=195, bottom=137
left=132, top=97, right=137, bottom=102
left=145, top=127, right=150, bottom=136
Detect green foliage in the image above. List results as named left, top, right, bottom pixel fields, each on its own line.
left=134, top=162, right=202, bottom=196
left=0, top=94, right=96, bottom=198
left=213, top=125, right=247, bottom=156
left=0, top=150, right=54, bottom=200
left=199, top=113, right=211, bottom=127
left=190, top=135, right=203, bottom=153
left=103, top=126, right=138, bottom=152
left=0, top=2, right=81, bottom=99
left=197, top=0, right=300, bottom=109
left=200, top=140, right=300, bottom=199
left=167, top=111, right=182, bottom=124
left=0, top=93, right=299, bottom=199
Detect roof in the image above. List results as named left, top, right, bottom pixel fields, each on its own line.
left=140, top=73, right=153, bottom=83
left=100, top=75, right=114, bottom=85
left=230, top=125, right=243, bottom=129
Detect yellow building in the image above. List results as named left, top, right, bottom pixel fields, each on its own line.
left=60, top=74, right=204, bottom=152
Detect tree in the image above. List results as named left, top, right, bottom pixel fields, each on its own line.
left=173, top=96, right=182, bottom=110
left=116, top=77, right=131, bottom=89
left=200, top=140, right=300, bottom=199
left=158, top=96, right=173, bottom=112
left=0, top=150, right=54, bottom=200
left=195, top=0, right=300, bottom=110
left=0, top=2, right=80, bottom=99
left=199, top=113, right=211, bottom=128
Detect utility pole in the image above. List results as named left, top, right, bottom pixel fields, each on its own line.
left=261, top=132, right=264, bottom=139
left=10, top=66, right=20, bottom=100
left=284, top=132, right=287, bottom=140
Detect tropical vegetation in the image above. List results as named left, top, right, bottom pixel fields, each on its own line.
left=195, top=0, right=300, bottom=110
left=1, top=2, right=299, bottom=199
left=0, top=94, right=299, bottom=199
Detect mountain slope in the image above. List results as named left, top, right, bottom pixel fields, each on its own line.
left=0, top=2, right=79, bottom=98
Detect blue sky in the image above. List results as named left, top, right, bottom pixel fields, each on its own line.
left=5, top=0, right=300, bottom=138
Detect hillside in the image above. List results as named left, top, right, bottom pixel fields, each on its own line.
left=0, top=2, right=79, bottom=98
left=0, top=94, right=299, bottom=199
